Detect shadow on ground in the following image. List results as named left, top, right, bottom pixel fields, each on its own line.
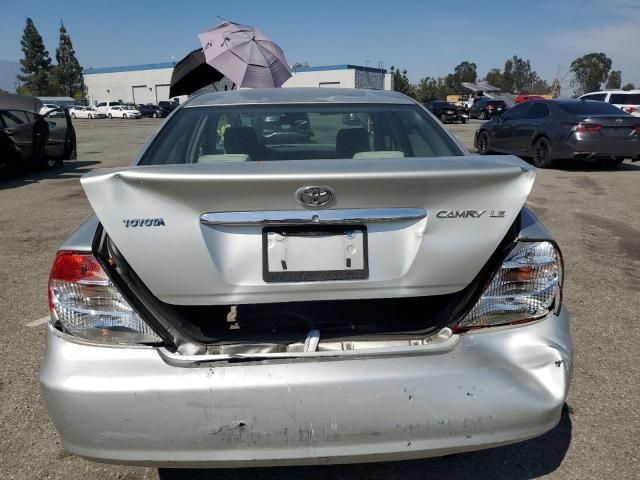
left=0, top=160, right=101, bottom=191
left=159, top=405, right=572, bottom=480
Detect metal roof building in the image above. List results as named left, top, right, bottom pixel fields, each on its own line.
left=84, top=63, right=393, bottom=106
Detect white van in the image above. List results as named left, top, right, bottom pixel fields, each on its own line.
left=95, top=101, right=122, bottom=115
left=579, top=90, right=640, bottom=117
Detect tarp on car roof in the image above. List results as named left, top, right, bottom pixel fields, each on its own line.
left=461, top=82, right=501, bottom=93
left=0, top=93, right=43, bottom=113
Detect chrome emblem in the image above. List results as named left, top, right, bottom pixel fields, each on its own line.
left=296, top=186, right=335, bottom=208
left=122, top=218, right=166, bottom=227
left=615, top=118, right=623, bottom=124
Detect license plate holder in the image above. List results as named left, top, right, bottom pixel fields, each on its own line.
left=262, top=225, right=369, bottom=282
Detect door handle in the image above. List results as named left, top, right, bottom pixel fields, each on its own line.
left=4, top=128, right=14, bottom=135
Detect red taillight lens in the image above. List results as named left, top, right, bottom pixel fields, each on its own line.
left=575, top=123, right=602, bottom=132
left=486, top=104, right=494, bottom=110
left=624, top=107, right=636, bottom=113
left=634, top=125, right=640, bottom=132
left=48, top=251, right=108, bottom=309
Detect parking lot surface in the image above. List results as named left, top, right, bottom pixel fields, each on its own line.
left=1, top=118, right=639, bottom=479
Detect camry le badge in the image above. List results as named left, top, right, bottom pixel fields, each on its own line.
left=436, top=210, right=506, bottom=219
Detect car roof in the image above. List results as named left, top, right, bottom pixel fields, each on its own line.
left=582, top=90, right=640, bottom=95
left=185, top=88, right=414, bottom=107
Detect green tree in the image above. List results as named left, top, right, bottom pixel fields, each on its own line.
left=570, top=52, right=612, bottom=96
left=415, top=76, right=452, bottom=102
left=390, top=66, right=416, bottom=98
left=54, top=22, right=84, bottom=98
left=484, top=68, right=503, bottom=89
left=502, top=56, right=538, bottom=93
left=605, top=70, right=622, bottom=89
left=17, top=17, right=53, bottom=95
left=445, top=61, right=477, bottom=93
left=622, top=83, right=636, bottom=91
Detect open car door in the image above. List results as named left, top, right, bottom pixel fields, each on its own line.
left=44, top=107, right=76, bottom=166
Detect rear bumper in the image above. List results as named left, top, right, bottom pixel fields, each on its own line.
left=559, top=136, right=640, bottom=160
left=40, top=311, right=573, bottom=467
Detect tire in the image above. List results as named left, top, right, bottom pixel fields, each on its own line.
left=479, top=111, right=488, bottom=120
left=122, top=114, right=127, bottom=119
left=71, top=113, right=76, bottom=119
left=461, top=117, right=467, bottom=124
left=440, top=113, right=449, bottom=123
left=108, top=113, right=112, bottom=119
left=476, top=131, right=491, bottom=155
left=532, top=137, right=555, bottom=168
left=604, top=158, right=624, bottom=169
left=88, top=114, right=92, bottom=119
left=152, top=112, right=158, bottom=118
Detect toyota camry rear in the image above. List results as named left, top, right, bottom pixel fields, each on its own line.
left=40, top=88, right=572, bottom=468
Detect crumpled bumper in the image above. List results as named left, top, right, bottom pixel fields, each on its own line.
left=40, top=310, right=572, bottom=467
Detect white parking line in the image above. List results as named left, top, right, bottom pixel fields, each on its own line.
left=25, top=316, right=50, bottom=327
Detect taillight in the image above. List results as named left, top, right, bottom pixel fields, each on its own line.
left=48, top=251, right=162, bottom=344
left=486, top=104, right=494, bottom=110
left=453, top=241, right=563, bottom=332
left=624, top=107, right=636, bottom=113
left=633, top=124, right=640, bottom=132
left=574, top=123, right=602, bottom=132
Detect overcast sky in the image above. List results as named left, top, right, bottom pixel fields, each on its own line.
left=1, top=0, right=638, bottom=89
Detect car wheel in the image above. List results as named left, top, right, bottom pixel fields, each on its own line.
left=71, top=113, right=76, bottom=119
left=153, top=112, right=158, bottom=118
left=461, top=117, right=467, bottom=124
left=123, top=114, right=127, bottom=119
left=532, top=137, right=554, bottom=168
left=88, top=114, right=92, bottom=119
left=604, top=158, right=624, bottom=169
left=479, top=111, right=488, bottom=120
left=439, top=113, right=449, bottom=123
left=476, top=131, right=491, bottom=155
left=108, top=113, right=112, bottom=119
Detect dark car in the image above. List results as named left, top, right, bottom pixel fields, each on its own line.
left=137, top=104, right=168, bottom=118
left=469, top=99, right=507, bottom=120
left=257, top=111, right=313, bottom=144
left=424, top=101, right=467, bottom=124
left=0, top=94, right=76, bottom=171
left=474, top=99, right=640, bottom=168
left=158, top=100, right=179, bottom=112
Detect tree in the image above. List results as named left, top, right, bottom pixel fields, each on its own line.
left=622, top=83, right=636, bottom=91
left=570, top=52, right=612, bottom=96
left=502, top=56, right=538, bottom=93
left=17, top=18, right=53, bottom=95
left=390, top=66, right=416, bottom=98
left=484, top=68, right=503, bottom=89
left=54, top=22, right=84, bottom=98
left=605, top=70, right=621, bottom=89
left=415, top=76, right=452, bottom=102
left=445, top=61, right=477, bottom=93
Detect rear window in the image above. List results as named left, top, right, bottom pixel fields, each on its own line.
left=609, top=94, right=640, bottom=105
left=140, top=104, right=464, bottom=165
left=558, top=101, right=626, bottom=115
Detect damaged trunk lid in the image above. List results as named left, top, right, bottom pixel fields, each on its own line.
left=81, top=156, right=534, bottom=305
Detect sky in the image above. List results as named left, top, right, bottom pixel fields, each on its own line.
left=1, top=0, right=639, bottom=90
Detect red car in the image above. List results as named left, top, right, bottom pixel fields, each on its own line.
left=514, top=94, right=547, bottom=104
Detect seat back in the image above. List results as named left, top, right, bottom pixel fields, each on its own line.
left=336, top=128, right=370, bottom=158
left=224, top=127, right=260, bottom=160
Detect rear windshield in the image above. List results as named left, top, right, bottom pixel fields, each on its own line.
left=140, top=104, right=463, bottom=164
left=559, top=101, right=627, bottom=115
left=609, top=94, right=640, bottom=105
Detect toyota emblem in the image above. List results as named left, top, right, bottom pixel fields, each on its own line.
left=296, top=186, right=335, bottom=208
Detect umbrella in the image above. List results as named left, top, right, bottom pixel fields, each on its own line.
left=169, top=49, right=224, bottom=98
left=198, top=21, right=291, bottom=88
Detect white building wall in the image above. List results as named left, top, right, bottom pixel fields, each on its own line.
left=282, top=69, right=356, bottom=88
left=85, top=66, right=392, bottom=105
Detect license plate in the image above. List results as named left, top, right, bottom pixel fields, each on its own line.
left=602, top=127, right=631, bottom=137
left=263, top=226, right=369, bottom=282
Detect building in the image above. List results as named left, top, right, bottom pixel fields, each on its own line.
left=84, top=63, right=393, bottom=105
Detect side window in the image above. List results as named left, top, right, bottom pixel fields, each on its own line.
left=1, top=110, right=28, bottom=127
left=527, top=103, right=550, bottom=119
left=97, top=102, right=106, bottom=107
left=504, top=103, right=530, bottom=120
left=582, top=94, right=606, bottom=102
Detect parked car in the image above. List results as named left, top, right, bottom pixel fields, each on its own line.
left=469, top=99, right=507, bottom=120
left=69, top=106, right=106, bottom=119
left=137, top=104, right=168, bottom=118
left=514, top=94, right=547, bottom=104
left=475, top=99, right=640, bottom=168
left=39, top=103, right=60, bottom=116
left=106, top=105, right=142, bottom=119
left=578, top=89, right=640, bottom=117
left=423, top=100, right=468, bottom=123
left=41, top=88, right=572, bottom=469
left=1, top=94, right=76, bottom=170
left=158, top=100, right=179, bottom=112
left=95, top=101, right=122, bottom=115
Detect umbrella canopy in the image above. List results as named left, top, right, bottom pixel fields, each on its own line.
left=169, top=49, right=224, bottom=98
left=198, top=21, right=291, bottom=88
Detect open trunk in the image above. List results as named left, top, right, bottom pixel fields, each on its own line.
left=84, top=156, right=534, bottom=349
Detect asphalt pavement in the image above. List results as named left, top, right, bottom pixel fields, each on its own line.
left=1, top=117, right=638, bottom=479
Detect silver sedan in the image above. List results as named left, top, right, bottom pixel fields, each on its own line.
left=41, top=88, right=572, bottom=468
